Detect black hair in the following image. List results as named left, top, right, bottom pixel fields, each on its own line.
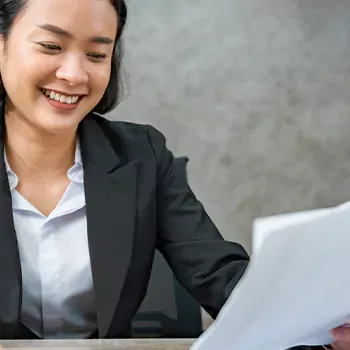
left=0, top=0, right=127, bottom=114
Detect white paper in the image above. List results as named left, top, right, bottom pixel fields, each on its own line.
left=191, top=204, right=350, bottom=350
left=252, top=208, right=331, bottom=255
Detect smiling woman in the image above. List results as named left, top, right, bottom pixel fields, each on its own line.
left=0, top=0, right=126, bottom=133
left=0, top=0, right=340, bottom=349
left=0, top=0, right=249, bottom=346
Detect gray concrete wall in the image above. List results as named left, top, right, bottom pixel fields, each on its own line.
left=108, top=0, right=350, bottom=253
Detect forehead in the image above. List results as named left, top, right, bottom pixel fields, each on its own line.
left=14, top=0, right=118, bottom=39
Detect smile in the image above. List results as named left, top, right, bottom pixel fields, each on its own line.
left=40, top=88, right=81, bottom=105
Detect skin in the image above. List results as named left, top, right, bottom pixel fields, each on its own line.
left=330, top=325, right=350, bottom=349
left=0, top=0, right=347, bottom=347
left=0, top=0, right=117, bottom=216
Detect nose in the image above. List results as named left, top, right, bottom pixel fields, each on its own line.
left=56, top=54, right=88, bottom=85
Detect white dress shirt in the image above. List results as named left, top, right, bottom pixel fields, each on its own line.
left=4, top=141, right=97, bottom=339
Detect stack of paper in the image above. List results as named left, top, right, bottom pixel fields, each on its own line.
left=191, top=203, right=350, bottom=350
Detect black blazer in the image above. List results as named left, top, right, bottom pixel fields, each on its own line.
left=0, top=111, right=249, bottom=339
left=0, top=111, right=326, bottom=349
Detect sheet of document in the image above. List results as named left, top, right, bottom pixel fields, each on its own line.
left=191, top=203, right=350, bottom=350
left=252, top=208, right=331, bottom=255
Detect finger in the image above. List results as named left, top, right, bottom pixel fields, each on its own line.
left=330, top=342, right=341, bottom=350
left=331, top=341, right=349, bottom=350
left=332, top=328, right=350, bottom=342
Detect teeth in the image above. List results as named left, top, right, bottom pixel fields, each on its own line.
left=42, top=89, right=80, bottom=104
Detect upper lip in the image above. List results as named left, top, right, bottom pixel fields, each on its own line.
left=41, top=88, right=87, bottom=97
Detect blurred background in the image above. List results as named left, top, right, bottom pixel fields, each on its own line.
left=107, top=0, right=350, bottom=254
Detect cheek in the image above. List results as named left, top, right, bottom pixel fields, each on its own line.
left=21, top=53, right=57, bottom=86
left=3, top=47, right=52, bottom=93
left=1, top=61, right=27, bottom=98
left=91, top=65, right=111, bottom=93
left=5, top=43, right=31, bottom=79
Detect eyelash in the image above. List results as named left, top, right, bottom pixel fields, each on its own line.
left=40, top=43, right=60, bottom=51
left=38, top=43, right=107, bottom=61
left=87, top=52, right=107, bottom=60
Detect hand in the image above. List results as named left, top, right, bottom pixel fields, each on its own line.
left=330, top=325, right=350, bottom=349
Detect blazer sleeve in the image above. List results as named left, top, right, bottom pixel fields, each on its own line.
left=146, top=125, right=250, bottom=318
left=146, top=126, right=328, bottom=350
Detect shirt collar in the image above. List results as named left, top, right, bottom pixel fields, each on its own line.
left=4, top=152, right=17, bottom=191
left=4, top=138, right=84, bottom=190
left=67, top=138, right=84, bottom=183
left=74, top=138, right=83, bottom=166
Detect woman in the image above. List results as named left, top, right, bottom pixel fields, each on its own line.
left=0, top=0, right=346, bottom=349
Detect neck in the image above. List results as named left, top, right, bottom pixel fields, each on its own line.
left=4, top=112, right=77, bottom=180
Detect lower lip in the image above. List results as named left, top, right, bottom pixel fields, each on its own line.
left=42, top=92, right=82, bottom=111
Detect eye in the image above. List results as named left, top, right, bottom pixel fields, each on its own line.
left=38, top=43, right=61, bottom=51
left=87, top=52, right=107, bottom=61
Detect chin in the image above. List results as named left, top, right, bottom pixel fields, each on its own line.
left=35, top=114, right=82, bottom=135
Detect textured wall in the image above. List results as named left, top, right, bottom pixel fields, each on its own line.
left=108, top=0, right=350, bottom=253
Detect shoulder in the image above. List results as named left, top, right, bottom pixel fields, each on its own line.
left=88, top=113, right=168, bottom=162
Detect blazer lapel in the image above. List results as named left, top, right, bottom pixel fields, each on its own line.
left=0, top=103, right=22, bottom=338
left=79, top=116, right=138, bottom=338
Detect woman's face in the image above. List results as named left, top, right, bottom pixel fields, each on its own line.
left=0, top=0, right=117, bottom=134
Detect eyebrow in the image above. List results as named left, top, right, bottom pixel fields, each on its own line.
left=36, top=24, right=114, bottom=45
